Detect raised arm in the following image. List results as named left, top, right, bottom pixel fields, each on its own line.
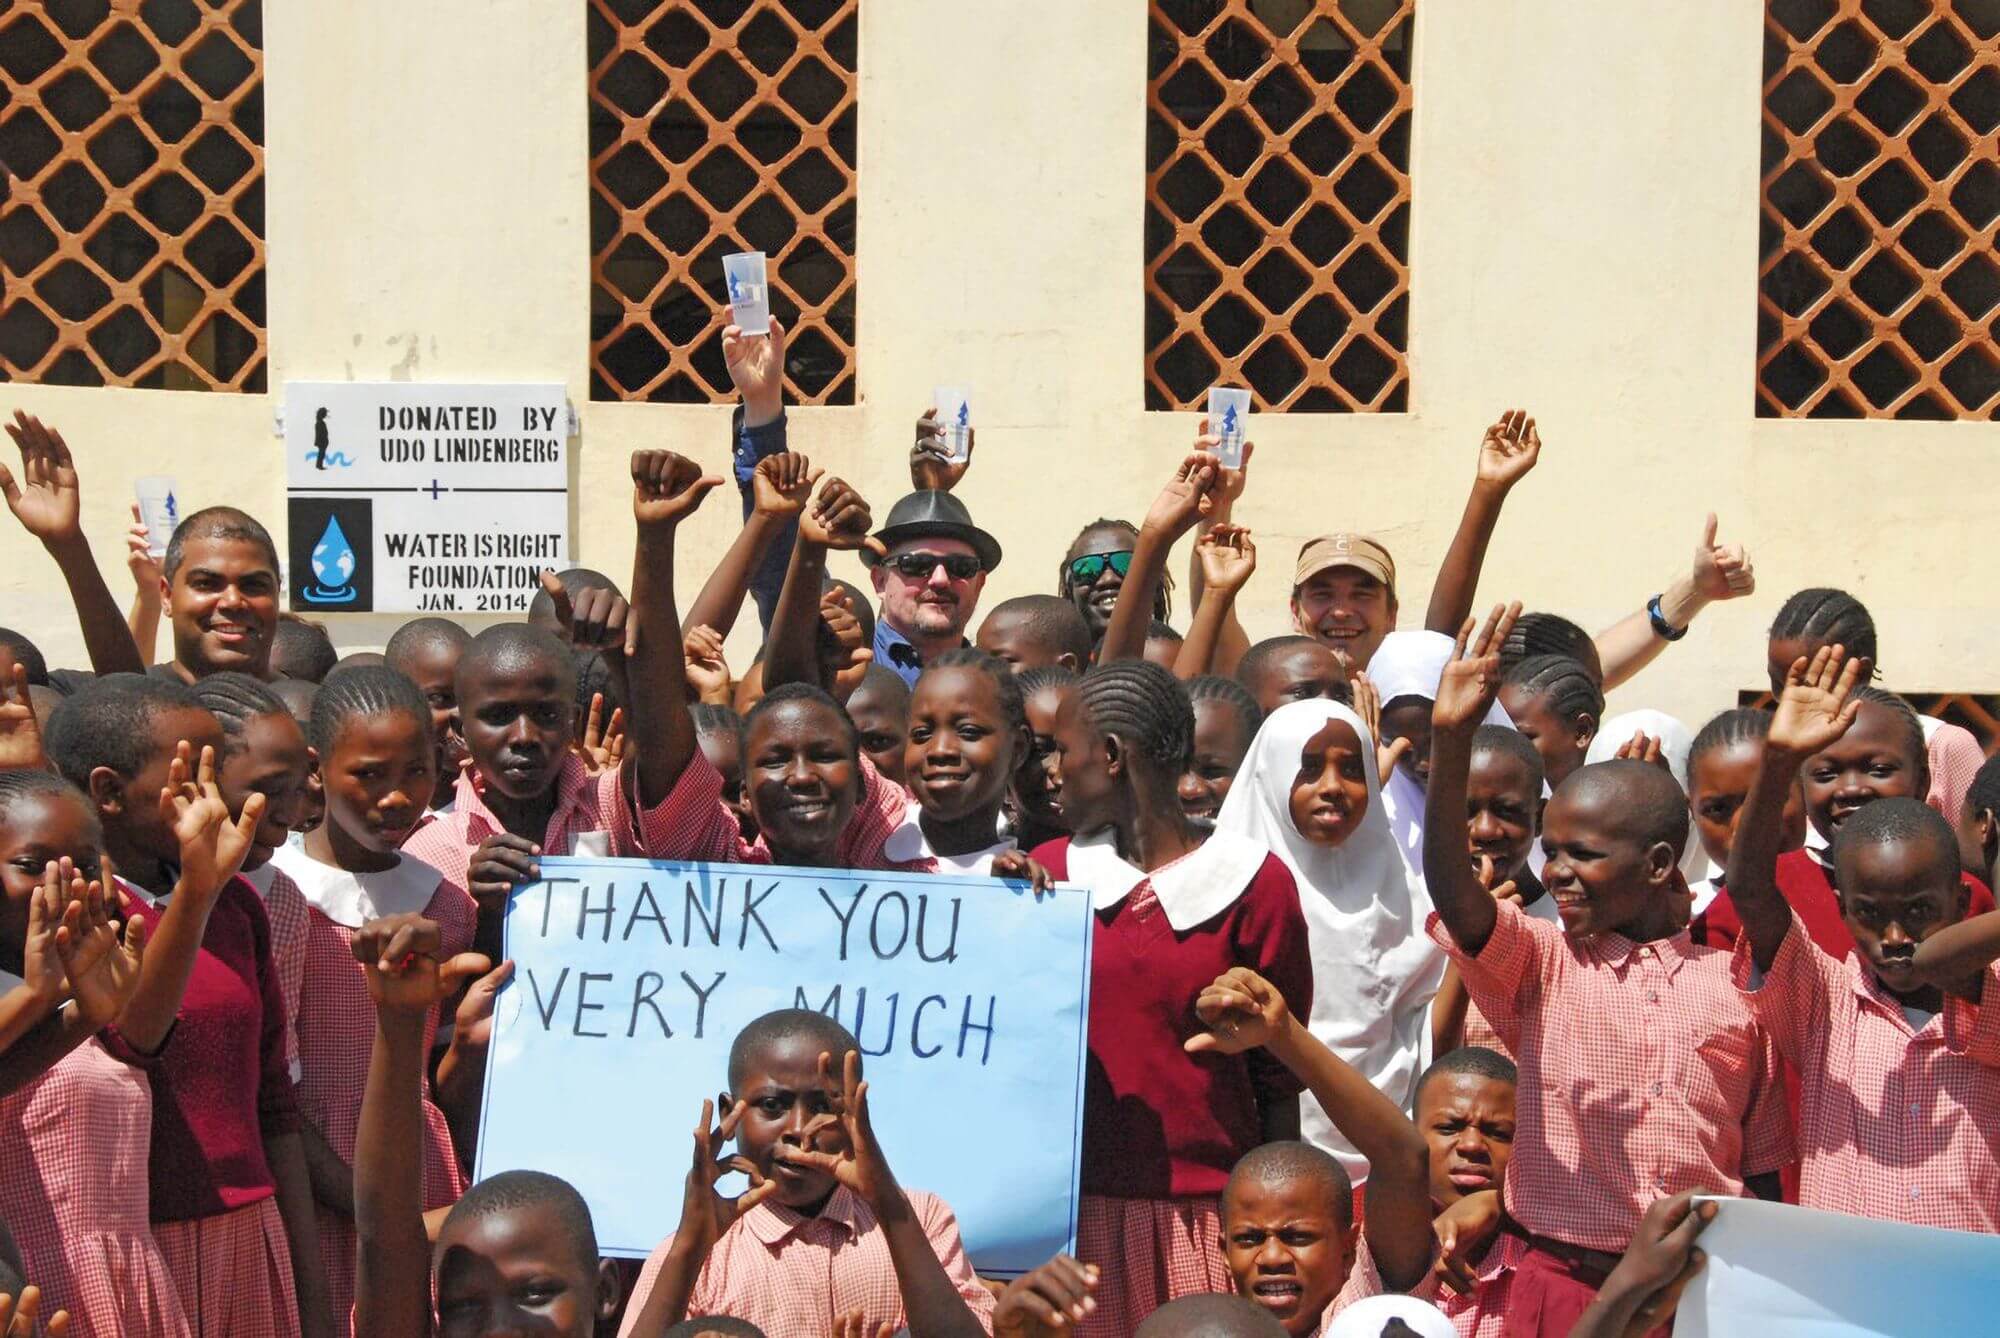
left=1100, top=453, right=1218, bottom=665
left=686, top=452, right=819, bottom=639
left=909, top=405, right=974, bottom=494
left=1185, top=424, right=1252, bottom=677
left=351, top=916, right=491, bottom=1338
left=624, top=450, right=724, bottom=809
left=1726, top=645, right=1869, bottom=972
left=761, top=479, right=878, bottom=693
left=1173, top=524, right=1256, bottom=680
left=1910, top=911, right=2000, bottom=1003
left=1595, top=515, right=1755, bottom=691
left=1188, top=968, right=1433, bottom=1291
left=722, top=318, right=796, bottom=631
left=1423, top=411, right=1540, bottom=634
left=125, top=505, right=164, bottom=667
left=1422, top=604, right=1522, bottom=957
left=0, top=412, right=144, bottom=676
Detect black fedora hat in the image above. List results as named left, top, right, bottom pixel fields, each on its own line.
left=861, top=490, right=1003, bottom=573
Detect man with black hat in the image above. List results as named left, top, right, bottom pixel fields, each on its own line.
left=862, top=489, right=1001, bottom=686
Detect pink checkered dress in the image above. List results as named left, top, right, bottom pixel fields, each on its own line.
left=242, top=863, right=310, bottom=1081
left=294, top=882, right=475, bottom=1326
left=152, top=1197, right=299, bottom=1338
left=0, top=1038, right=192, bottom=1338
left=1073, top=1194, right=1233, bottom=1337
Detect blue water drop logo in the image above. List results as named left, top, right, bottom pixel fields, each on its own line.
left=163, top=491, right=178, bottom=529
left=1221, top=403, right=1240, bottom=437
left=955, top=400, right=971, bottom=429
left=303, top=516, right=358, bottom=605
left=727, top=270, right=744, bottom=302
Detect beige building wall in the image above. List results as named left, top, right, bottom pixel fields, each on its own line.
left=1, top=1, right=1992, bottom=727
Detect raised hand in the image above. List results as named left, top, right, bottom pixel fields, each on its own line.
left=1185, top=966, right=1292, bottom=1056
left=1612, top=730, right=1666, bottom=769
left=19, top=860, right=71, bottom=1009
left=159, top=743, right=264, bottom=908
left=683, top=624, right=734, bottom=704
left=0, top=411, right=82, bottom=547
left=816, top=587, right=873, bottom=698
left=632, top=449, right=725, bottom=532
left=1477, top=409, right=1541, bottom=492
left=0, top=665, right=45, bottom=773
left=678, top=1096, right=776, bottom=1253
left=1351, top=671, right=1411, bottom=780
left=537, top=570, right=630, bottom=657
left=752, top=451, right=822, bottom=520
left=1691, top=514, right=1754, bottom=604
left=1194, top=523, right=1256, bottom=596
left=723, top=316, right=788, bottom=425
left=54, top=865, right=147, bottom=1028
left=127, top=502, right=165, bottom=593
left=1197, top=416, right=1254, bottom=510
left=995, top=1255, right=1100, bottom=1337
left=1433, top=603, right=1521, bottom=735
left=784, top=1050, right=901, bottom=1210
left=910, top=406, right=973, bottom=492
left=351, top=914, right=491, bottom=1015
left=798, top=479, right=884, bottom=556
left=465, top=833, right=541, bottom=913
left=1767, top=644, right=1868, bottom=759
left=576, top=692, right=625, bottom=775
left=1141, top=452, right=1220, bottom=540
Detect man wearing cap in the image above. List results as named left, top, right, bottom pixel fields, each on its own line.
left=1292, top=532, right=1398, bottom=671
left=862, top=490, right=1001, bottom=686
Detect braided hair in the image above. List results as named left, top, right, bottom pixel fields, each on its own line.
left=1689, top=707, right=1771, bottom=775
left=1187, top=673, right=1264, bottom=738
left=309, top=665, right=430, bottom=757
left=1016, top=664, right=1080, bottom=701
left=191, top=673, right=291, bottom=758
left=1501, top=654, right=1604, bottom=726
left=1770, top=588, right=1878, bottom=667
left=1077, top=659, right=1196, bottom=771
left=926, top=647, right=1027, bottom=736
left=1849, top=685, right=1930, bottom=795
left=1499, top=612, right=1603, bottom=688
left=1058, top=519, right=1173, bottom=623
left=0, top=767, right=99, bottom=846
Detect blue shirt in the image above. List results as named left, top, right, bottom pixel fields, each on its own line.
left=731, top=406, right=793, bottom=631
left=873, top=618, right=927, bottom=687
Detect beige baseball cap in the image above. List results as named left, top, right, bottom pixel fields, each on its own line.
left=1293, top=533, right=1396, bottom=593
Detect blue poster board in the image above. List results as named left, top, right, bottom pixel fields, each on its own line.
left=475, top=857, right=1094, bottom=1277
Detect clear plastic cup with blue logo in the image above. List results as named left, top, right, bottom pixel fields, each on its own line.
left=1206, top=386, right=1251, bottom=470
left=932, top=386, right=972, bottom=462
left=134, top=476, right=178, bottom=559
left=722, top=251, right=770, bottom=336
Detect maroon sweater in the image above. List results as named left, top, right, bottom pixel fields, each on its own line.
left=1696, top=849, right=1994, bottom=958
left=1035, top=839, right=1314, bottom=1200
left=107, top=874, right=299, bottom=1222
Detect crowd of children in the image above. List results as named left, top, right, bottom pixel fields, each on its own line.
left=0, top=319, right=1997, bottom=1338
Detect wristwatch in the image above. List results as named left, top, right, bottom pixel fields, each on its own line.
left=1647, top=593, right=1688, bottom=642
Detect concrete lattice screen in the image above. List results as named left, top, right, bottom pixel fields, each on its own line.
left=1740, top=690, right=2000, bottom=754
left=1759, top=0, right=2000, bottom=418
left=0, top=0, right=265, bottom=393
left=587, top=0, right=857, bottom=406
left=1144, top=0, right=1414, bottom=413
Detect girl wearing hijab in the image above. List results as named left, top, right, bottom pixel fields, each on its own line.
left=1214, top=698, right=1445, bottom=1187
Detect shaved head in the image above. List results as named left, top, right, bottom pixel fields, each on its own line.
left=1225, top=1141, right=1353, bottom=1229
left=1137, top=1294, right=1289, bottom=1337
left=458, top=624, right=578, bottom=696
left=1559, top=759, right=1689, bottom=853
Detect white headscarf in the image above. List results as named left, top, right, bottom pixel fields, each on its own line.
left=1214, top=699, right=1445, bottom=1180
left=1586, top=708, right=1717, bottom=887
left=1365, top=630, right=1514, bottom=880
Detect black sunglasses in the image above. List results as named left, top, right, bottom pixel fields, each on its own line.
left=886, top=551, right=983, bottom=580
left=1067, top=551, right=1134, bottom=584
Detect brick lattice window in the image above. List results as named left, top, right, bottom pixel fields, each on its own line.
left=1759, top=0, right=2000, bottom=418
left=588, top=0, right=857, bottom=405
left=1741, top=689, right=2000, bottom=753
left=0, top=0, right=265, bottom=392
left=1145, top=0, right=1413, bottom=413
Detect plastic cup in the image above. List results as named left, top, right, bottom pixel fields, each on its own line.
left=932, top=385, right=972, bottom=462
left=1207, top=387, right=1251, bottom=470
left=722, top=251, right=770, bottom=336
left=135, top=476, right=178, bottom=558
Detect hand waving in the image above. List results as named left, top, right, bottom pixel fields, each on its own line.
left=1767, top=644, right=1869, bottom=759
left=53, top=864, right=148, bottom=1028
left=159, top=743, right=264, bottom=910
left=1691, top=514, right=1754, bottom=604
left=1185, top=967, right=1293, bottom=1056
left=1142, top=452, right=1220, bottom=540
left=0, top=411, right=82, bottom=547
left=1477, top=409, right=1541, bottom=492
left=1433, top=603, right=1521, bottom=735
left=1194, top=523, right=1256, bottom=596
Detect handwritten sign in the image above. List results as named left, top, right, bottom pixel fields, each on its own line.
left=281, top=381, right=570, bottom=614
left=1680, top=1198, right=2000, bottom=1336
left=475, top=857, right=1095, bottom=1276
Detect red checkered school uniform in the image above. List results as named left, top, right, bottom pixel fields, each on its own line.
left=107, top=876, right=303, bottom=1338
left=241, top=862, right=309, bottom=1082
left=269, top=844, right=476, bottom=1328
left=1036, top=830, right=1314, bottom=1338
left=617, top=1187, right=996, bottom=1336
left=0, top=1037, right=191, bottom=1338
left=641, top=749, right=921, bottom=869
left=1427, top=898, right=1791, bottom=1336
left=1327, top=1231, right=1523, bottom=1337
left=1733, top=910, right=2000, bottom=1232
left=1924, top=715, right=1985, bottom=825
